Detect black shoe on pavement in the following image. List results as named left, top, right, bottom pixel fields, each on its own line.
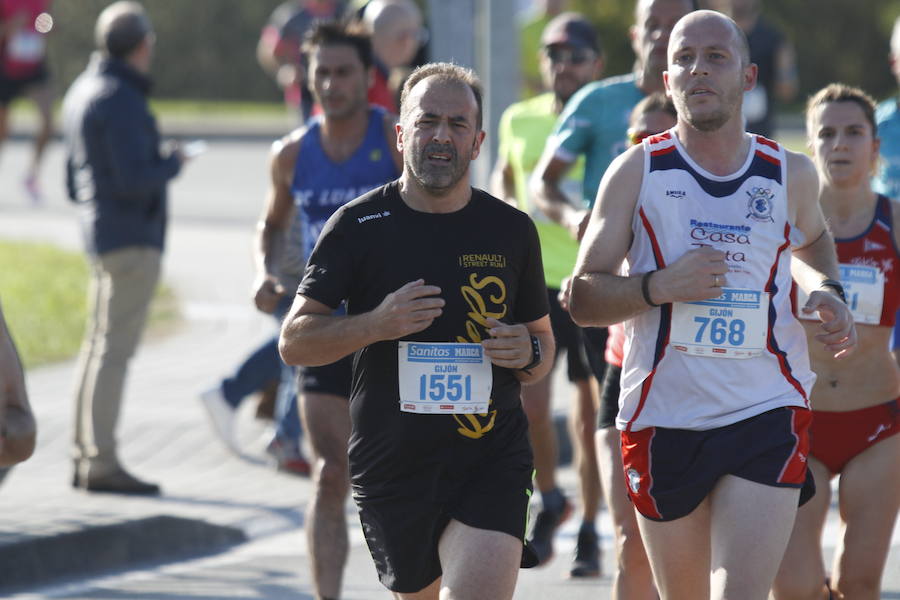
left=73, top=468, right=161, bottom=496
left=527, top=497, right=573, bottom=566
left=569, top=525, right=601, bottom=578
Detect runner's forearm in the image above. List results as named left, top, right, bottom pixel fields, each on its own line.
left=570, top=272, right=653, bottom=327
left=280, top=311, right=380, bottom=367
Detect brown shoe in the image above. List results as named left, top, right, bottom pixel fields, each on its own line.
left=74, top=468, right=161, bottom=496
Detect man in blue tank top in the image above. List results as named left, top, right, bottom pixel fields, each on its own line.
left=254, top=22, right=401, bottom=600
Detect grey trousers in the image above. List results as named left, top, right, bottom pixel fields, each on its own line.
left=72, top=246, right=161, bottom=476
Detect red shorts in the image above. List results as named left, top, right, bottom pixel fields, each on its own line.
left=810, top=398, right=899, bottom=474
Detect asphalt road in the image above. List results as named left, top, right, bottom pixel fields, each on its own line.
left=1, top=138, right=898, bottom=599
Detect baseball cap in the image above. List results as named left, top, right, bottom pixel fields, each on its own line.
left=540, top=12, right=599, bottom=53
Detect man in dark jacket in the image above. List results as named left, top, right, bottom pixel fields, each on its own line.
left=63, top=0, right=184, bottom=495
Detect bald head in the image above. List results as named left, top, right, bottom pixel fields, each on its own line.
left=892, top=15, right=900, bottom=57
left=95, top=1, right=152, bottom=59
left=362, top=0, right=423, bottom=69
left=363, top=0, right=422, bottom=34
left=669, top=9, right=749, bottom=67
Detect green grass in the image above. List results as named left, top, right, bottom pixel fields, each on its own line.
left=9, top=97, right=286, bottom=119
left=0, top=241, right=179, bottom=369
left=148, top=99, right=286, bottom=116
left=0, top=241, right=89, bottom=368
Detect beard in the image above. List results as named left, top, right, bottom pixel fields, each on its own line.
left=683, top=103, right=731, bottom=132
left=406, top=141, right=471, bottom=194
left=675, top=81, right=744, bottom=133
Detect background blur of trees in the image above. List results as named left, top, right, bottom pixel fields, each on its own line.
left=572, top=0, right=900, bottom=104
left=43, top=0, right=900, bottom=104
left=47, top=0, right=286, bottom=102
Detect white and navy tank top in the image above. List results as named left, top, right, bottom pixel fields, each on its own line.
left=618, top=130, right=815, bottom=432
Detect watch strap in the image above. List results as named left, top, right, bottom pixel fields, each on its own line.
left=520, top=335, right=542, bottom=373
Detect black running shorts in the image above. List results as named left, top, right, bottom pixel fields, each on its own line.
left=299, top=354, right=353, bottom=397
left=354, top=407, right=534, bottom=593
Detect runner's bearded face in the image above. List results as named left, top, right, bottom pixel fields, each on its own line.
left=400, top=78, right=482, bottom=194
left=665, top=15, right=749, bottom=132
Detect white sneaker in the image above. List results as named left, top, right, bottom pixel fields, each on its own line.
left=200, top=386, right=239, bottom=454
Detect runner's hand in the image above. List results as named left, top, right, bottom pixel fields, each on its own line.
left=558, top=276, right=572, bottom=312
left=801, top=290, right=857, bottom=359
left=652, top=246, right=728, bottom=303
left=482, top=317, right=531, bottom=369
left=372, top=279, right=444, bottom=339
left=253, top=274, right=286, bottom=314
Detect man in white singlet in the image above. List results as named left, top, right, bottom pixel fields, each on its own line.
left=569, top=10, right=856, bottom=599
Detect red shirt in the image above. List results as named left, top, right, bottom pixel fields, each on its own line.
left=605, top=322, right=625, bottom=368
left=834, top=195, right=900, bottom=327
left=0, top=0, right=50, bottom=78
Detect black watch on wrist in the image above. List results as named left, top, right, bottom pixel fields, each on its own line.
left=520, top=335, right=542, bottom=374
left=819, top=278, right=847, bottom=304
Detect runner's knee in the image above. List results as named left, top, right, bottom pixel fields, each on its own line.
left=834, top=572, right=882, bottom=599
left=616, top=526, right=651, bottom=573
left=771, top=575, right=827, bottom=600
left=316, top=456, right=349, bottom=499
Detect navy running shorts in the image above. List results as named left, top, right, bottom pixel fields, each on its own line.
left=596, top=364, right=622, bottom=430
left=547, top=288, right=589, bottom=382
left=621, top=406, right=815, bottom=521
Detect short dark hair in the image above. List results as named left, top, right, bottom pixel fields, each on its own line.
left=631, top=92, right=677, bottom=124
left=399, top=62, right=483, bottom=130
left=302, top=20, right=373, bottom=70
left=95, top=1, right=152, bottom=59
left=806, top=83, right=878, bottom=137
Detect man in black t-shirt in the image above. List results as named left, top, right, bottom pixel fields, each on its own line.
left=280, top=62, right=555, bottom=599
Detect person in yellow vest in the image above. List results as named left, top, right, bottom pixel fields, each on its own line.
left=491, top=12, right=604, bottom=576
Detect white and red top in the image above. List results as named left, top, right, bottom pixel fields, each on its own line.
left=796, top=194, right=900, bottom=327
left=0, top=0, right=50, bottom=79
left=617, top=130, right=814, bottom=432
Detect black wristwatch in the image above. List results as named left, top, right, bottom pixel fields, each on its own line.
left=819, top=278, right=847, bottom=304
left=520, top=335, right=542, bottom=374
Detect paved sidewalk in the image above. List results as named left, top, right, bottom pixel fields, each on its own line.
left=0, top=144, right=897, bottom=597
left=0, top=207, right=327, bottom=593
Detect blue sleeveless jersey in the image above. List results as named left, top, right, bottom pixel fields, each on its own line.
left=282, top=106, right=399, bottom=286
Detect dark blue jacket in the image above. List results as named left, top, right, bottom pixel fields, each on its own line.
left=63, top=54, right=181, bottom=255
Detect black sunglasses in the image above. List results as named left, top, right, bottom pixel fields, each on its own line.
left=544, top=47, right=593, bottom=66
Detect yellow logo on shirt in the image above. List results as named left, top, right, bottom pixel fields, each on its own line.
left=451, top=272, right=509, bottom=438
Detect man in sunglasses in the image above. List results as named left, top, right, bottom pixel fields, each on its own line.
left=532, top=0, right=695, bottom=236
left=491, top=12, right=604, bottom=577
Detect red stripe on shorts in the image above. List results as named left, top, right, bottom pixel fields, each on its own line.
left=621, top=427, right=663, bottom=520
left=778, top=407, right=811, bottom=485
